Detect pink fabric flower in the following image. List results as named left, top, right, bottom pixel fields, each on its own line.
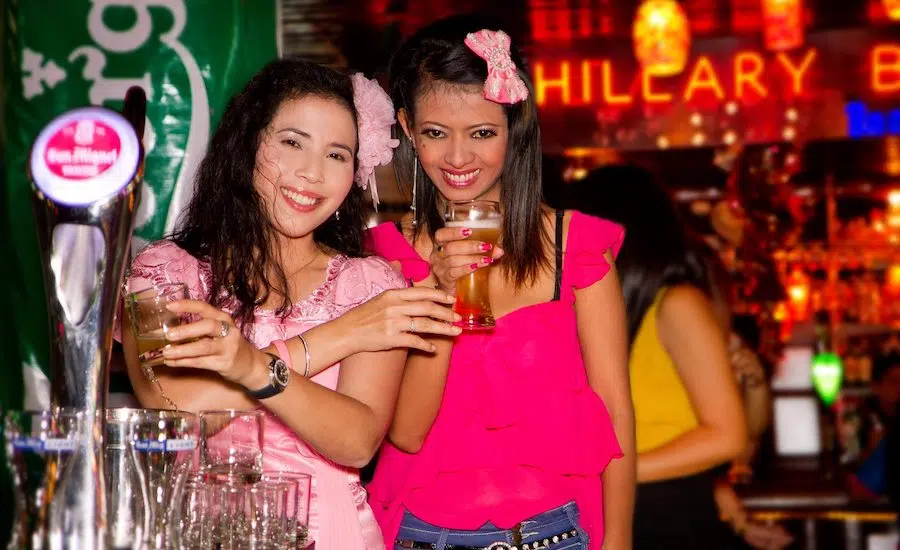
left=351, top=73, right=400, bottom=206
left=464, top=29, right=529, bottom=104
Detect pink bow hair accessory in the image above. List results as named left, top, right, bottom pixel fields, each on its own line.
left=351, top=73, right=400, bottom=206
left=464, top=29, right=529, bottom=104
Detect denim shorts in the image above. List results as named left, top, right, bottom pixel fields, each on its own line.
left=394, top=501, right=589, bottom=550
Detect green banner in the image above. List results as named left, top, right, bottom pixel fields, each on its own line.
left=1, top=2, right=278, bottom=542
left=2, top=0, right=278, bottom=393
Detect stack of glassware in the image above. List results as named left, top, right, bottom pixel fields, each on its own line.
left=3, top=407, right=310, bottom=549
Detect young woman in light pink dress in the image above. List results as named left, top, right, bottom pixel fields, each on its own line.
left=118, top=59, right=461, bottom=550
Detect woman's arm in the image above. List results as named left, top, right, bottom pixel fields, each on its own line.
left=637, top=285, right=748, bottom=483
left=120, top=301, right=257, bottom=412
left=385, top=224, right=501, bottom=452
left=263, top=286, right=459, bottom=379
left=122, top=286, right=458, bottom=412
left=575, top=256, right=635, bottom=550
left=730, top=343, right=772, bottom=445
left=387, top=273, right=456, bottom=453
left=238, top=346, right=407, bottom=468
left=160, top=296, right=416, bottom=467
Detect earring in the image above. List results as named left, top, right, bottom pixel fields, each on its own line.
left=411, top=157, right=417, bottom=215
left=335, top=209, right=341, bottom=221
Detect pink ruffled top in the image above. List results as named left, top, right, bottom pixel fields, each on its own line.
left=366, top=211, right=626, bottom=546
left=121, top=241, right=406, bottom=550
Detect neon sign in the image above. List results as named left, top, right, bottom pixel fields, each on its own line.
left=845, top=101, right=900, bottom=138
left=533, top=43, right=900, bottom=107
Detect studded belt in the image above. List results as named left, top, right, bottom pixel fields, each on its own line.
left=395, top=528, right=579, bottom=550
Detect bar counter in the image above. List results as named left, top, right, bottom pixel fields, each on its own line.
left=737, top=460, right=897, bottom=550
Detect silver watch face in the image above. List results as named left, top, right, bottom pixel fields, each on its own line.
left=272, top=359, right=291, bottom=387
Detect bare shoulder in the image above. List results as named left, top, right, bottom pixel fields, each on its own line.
left=656, top=284, right=719, bottom=340
left=658, top=284, right=711, bottom=318
left=540, top=206, right=572, bottom=248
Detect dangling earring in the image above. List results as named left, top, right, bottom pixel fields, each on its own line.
left=335, top=209, right=341, bottom=221
left=411, top=157, right=417, bottom=214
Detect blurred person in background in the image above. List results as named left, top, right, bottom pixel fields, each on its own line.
left=565, top=164, right=747, bottom=549
left=848, top=350, right=900, bottom=500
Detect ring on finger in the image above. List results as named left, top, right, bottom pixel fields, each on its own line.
left=437, top=244, right=445, bottom=256
left=409, top=318, right=416, bottom=332
left=218, top=320, right=230, bottom=338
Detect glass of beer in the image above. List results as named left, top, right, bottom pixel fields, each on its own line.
left=444, top=200, right=501, bottom=331
left=125, top=283, right=190, bottom=372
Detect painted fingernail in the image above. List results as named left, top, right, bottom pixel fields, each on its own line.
left=479, top=243, right=492, bottom=252
left=452, top=326, right=463, bottom=334
left=482, top=257, right=493, bottom=265
left=461, top=228, right=472, bottom=237
left=167, top=329, right=180, bottom=340
left=470, top=263, right=479, bottom=270
left=430, top=344, right=438, bottom=352
left=453, top=313, right=462, bottom=321
left=446, top=294, right=456, bottom=302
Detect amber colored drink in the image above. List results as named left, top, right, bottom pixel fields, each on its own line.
left=445, top=220, right=501, bottom=330
left=135, top=328, right=168, bottom=368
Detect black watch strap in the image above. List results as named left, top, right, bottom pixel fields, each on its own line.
left=246, top=354, right=287, bottom=400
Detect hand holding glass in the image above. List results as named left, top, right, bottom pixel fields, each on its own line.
left=445, top=200, right=501, bottom=331
left=125, top=283, right=191, bottom=374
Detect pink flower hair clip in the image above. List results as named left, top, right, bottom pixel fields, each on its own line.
left=464, top=29, right=529, bottom=105
left=351, top=73, right=400, bottom=206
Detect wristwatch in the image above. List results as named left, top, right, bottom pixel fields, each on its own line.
left=247, top=353, right=291, bottom=399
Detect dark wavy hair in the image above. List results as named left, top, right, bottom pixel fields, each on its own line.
left=389, top=14, right=549, bottom=287
left=564, top=164, right=712, bottom=349
left=171, top=58, right=365, bottom=331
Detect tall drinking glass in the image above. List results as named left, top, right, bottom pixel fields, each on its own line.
left=131, top=409, right=198, bottom=549
left=125, top=283, right=190, bottom=377
left=199, top=410, right=264, bottom=483
left=444, top=200, right=501, bottom=330
left=261, top=471, right=312, bottom=548
left=5, top=409, right=81, bottom=550
left=104, top=408, right=148, bottom=550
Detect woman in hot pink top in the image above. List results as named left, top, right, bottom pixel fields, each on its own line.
left=366, top=15, right=636, bottom=550
left=117, top=60, right=461, bottom=550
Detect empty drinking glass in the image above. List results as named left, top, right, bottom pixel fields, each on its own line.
left=199, top=410, right=264, bottom=483
left=104, top=408, right=148, bottom=550
left=131, top=409, right=198, bottom=549
left=248, top=480, right=290, bottom=549
left=5, top=409, right=81, bottom=550
left=261, top=471, right=312, bottom=548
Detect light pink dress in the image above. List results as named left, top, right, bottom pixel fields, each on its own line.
left=367, top=211, right=625, bottom=546
left=123, top=240, right=405, bottom=550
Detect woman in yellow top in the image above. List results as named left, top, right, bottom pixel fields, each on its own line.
left=565, top=164, right=747, bottom=549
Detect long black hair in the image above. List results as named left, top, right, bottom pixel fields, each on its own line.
left=172, top=58, right=366, bottom=331
left=564, top=164, right=712, bottom=348
left=388, top=14, right=549, bottom=287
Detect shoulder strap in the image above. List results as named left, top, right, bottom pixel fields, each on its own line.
left=553, top=209, right=564, bottom=301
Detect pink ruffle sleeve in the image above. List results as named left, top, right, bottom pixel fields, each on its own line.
left=566, top=211, right=625, bottom=290
left=330, top=255, right=408, bottom=309
left=114, top=240, right=208, bottom=342
left=365, top=222, right=431, bottom=283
